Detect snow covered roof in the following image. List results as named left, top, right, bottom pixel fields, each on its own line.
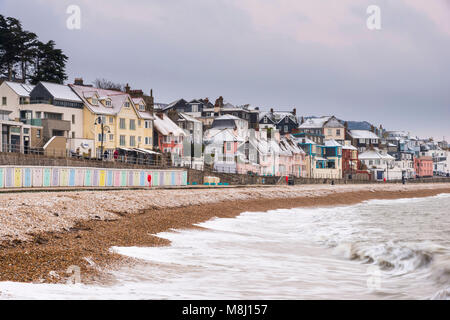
left=178, top=112, right=201, bottom=123
left=359, top=150, right=395, bottom=160
left=260, top=111, right=297, bottom=124
left=71, top=84, right=141, bottom=116
left=299, top=116, right=331, bottom=128
left=40, top=82, right=82, bottom=102
left=324, top=139, right=342, bottom=147
left=4, top=81, right=35, bottom=97
left=342, top=144, right=357, bottom=150
left=349, top=130, right=379, bottom=139
left=153, top=114, right=186, bottom=137
left=205, top=128, right=243, bottom=143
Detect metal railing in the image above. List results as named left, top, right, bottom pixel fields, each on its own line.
left=0, top=143, right=167, bottom=168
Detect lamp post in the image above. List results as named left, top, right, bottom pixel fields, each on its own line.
left=190, top=129, right=194, bottom=169
left=95, top=116, right=111, bottom=160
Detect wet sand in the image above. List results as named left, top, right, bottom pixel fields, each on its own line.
left=0, top=184, right=449, bottom=284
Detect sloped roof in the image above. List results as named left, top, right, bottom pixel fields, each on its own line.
left=299, top=116, right=331, bottom=128
left=324, top=139, right=342, bottom=147
left=153, top=114, right=185, bottom=136
left=178, top=112, right=201, bottom=123
left=261, top=111, right=297, bottom=124
left=4, top=81, right=35, bottom=97
left=71, top=84, right=140, bottom=116
left=40, top=82, right=82, bottom=102
left=349, top=130, right=379, bottom=139
left=359, top=150, right=395, bottom=160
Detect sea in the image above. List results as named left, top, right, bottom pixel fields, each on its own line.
left=1, top=193, right=449, bottom=300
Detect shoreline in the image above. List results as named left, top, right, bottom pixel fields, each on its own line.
left=0, top=184, right=449, bottom=284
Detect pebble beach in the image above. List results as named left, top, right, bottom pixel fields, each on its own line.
left=0, top=183, right=449, bottom=284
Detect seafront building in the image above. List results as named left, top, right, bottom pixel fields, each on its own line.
left=2, top=77, right=448, bottom=181
left=70, top=82, right=155, bottom=159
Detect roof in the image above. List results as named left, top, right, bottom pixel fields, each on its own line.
left=342, top=144, right=357, bottom=150
left=324, top=139, right=342, bottom=147
left=153, top=114, right=186, bottom=136
left=260, top=111, right=297, bottom=124
left=71, top=84, right=139, bottom=116
left=40, top=82, right=82, bottom=102
left=349, top=130, right=379, bottom=139
left=299, top=116, right=331, bottom=128
left=178, top=112, right=201, bottom=123
left=4, top=81, right=35, bottom=97
left=359, top=150, right=395, bottom=160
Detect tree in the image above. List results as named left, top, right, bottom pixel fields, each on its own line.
left=0, top=14, right=68, bottom=84
left=92, top=78, right=124, bottom=91
left=30, top=40, right=68, bottom=84
left=0, top=15, right=24, bottom=80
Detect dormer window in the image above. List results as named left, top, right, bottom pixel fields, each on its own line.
left=92, top=98, right=98, bottom=105
left=139, top=104, right=145, bottom=111
left=105, top=100, right=111, bottom=107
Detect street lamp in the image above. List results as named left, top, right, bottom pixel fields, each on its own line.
left=95, top=116, right=111, bottom=160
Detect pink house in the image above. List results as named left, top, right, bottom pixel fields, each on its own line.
left=414, top=156, right=433, bottom=178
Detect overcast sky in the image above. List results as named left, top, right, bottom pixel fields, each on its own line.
left=1, top=0, right=449, bottom=140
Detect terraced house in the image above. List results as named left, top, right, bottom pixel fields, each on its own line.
left=70, top=81, right=154, bottom=159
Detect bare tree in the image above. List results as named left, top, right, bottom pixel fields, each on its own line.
left=93, top=78, right=124, bottom=91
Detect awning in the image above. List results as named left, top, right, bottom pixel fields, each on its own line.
left=134, top=148, right=161, bottom=155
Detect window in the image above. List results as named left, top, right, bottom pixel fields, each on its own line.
left=2, top=97, right=7, bottom=105
left=138, top=136, right=142, bottom=143
left=72, top=132, right=75, bottom=139
left=98, top=133, right=106, bottom=142
left=129, top=136, right=136, bottom=146
left=192, top=104, right=198, bottom=113
left=138, top=120, right=141, bottom=127
left=92, top=98, right=98, bottom=105
left=264, top=117, right=268, bottom=124
left=328, top=129, right=332, bottom=136
left=106, top=100, right=112, bottom=107
left=124, top=101, right=130, bottom=108
left=36, top=112, right=41, bottom=119
left=72, top=115, right=75, bottom=124
left=130, top=119, right=136, bottom=130
left=19, top=97, right=27, bottom=105
left=44, top=112, right=63, bottom=120
left=119, top=118, right=126, bottom=129
left=227, top=142, right=232, bottom=151
left=139, top=104, right=145, bottom=111
left=109, top=134, right=114, bottom=141
left=284, top=125, right=288, bottom=132
left=145, top=137, right=151, bottom=145
left=145, top=120, right=151, bottom=128
left=336, top=129, right=341, bottom=136
left=120, top=135, right=126, bottom=146
left=36, top=129, right=41, bottom=138
left=109, top=117, right=113, bottom=124
left=285, top=117, right=289, bottom=123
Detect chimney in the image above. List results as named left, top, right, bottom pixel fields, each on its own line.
left=125, top=83, right=130, bottom=93
left=301, top=116, right=305, bottom=124
left=270, top=108, right=274, bottom=113
left=74, top=78, right=84, bottom=86
left=292, top=108, right=297, bottom=116
left=204, top=97, right=209, bottom=104
left=255, top=107, right=259, bottom=110
left=148, top=88, right=154, bottom=108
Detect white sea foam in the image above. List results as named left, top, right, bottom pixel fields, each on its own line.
left=1, top=193, right=449, bottom=300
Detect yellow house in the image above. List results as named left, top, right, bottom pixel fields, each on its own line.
left=70, top=84, right=154, bottom=158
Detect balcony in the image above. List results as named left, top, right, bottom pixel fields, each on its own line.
left=20, top=118, right=43, bottom=126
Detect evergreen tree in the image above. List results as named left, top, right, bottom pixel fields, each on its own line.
left=0, top=14, right=68, bottom=84
left=0, top=15, right=24, bottom=80
left=30, top=40, right=68, bottom=84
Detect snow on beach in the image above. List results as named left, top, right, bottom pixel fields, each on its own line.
left=0, top=183, right=448, bottom=242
